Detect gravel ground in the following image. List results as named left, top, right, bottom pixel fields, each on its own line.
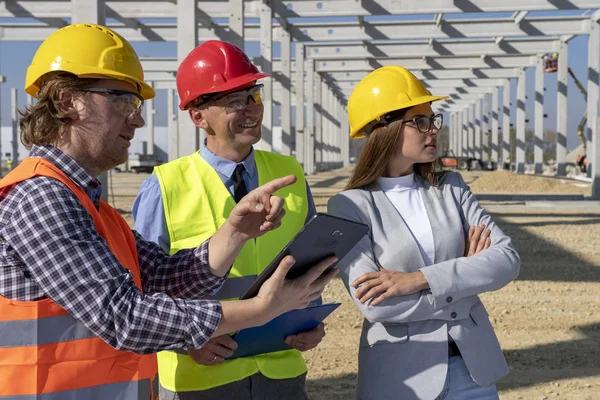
left=110, top=167, right=600, bottom=400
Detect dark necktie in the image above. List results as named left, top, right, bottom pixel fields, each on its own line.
left=233, top=164, right=248, bottom=203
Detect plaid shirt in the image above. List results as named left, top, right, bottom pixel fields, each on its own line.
left=0, top=145, right=226, bottom=354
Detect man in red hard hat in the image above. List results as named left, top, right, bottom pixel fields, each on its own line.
left=133, top=40, right=324, bottom=399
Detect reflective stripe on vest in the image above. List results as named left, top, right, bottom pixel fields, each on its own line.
left=0, top=376, right=159, bottom=400
left=154, top=150, right=308, bottom=391
left=0, top=158, right=158, bottom=398
left=0, top=314, right=96, bottom=347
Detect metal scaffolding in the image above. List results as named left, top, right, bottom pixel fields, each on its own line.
left=0, top=0, right=599, bottom=198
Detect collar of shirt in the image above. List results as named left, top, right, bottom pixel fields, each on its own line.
left=199, top=140, right=257, bottom=181
left=28, top=145, right=103, bottom=207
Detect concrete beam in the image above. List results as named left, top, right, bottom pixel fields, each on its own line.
left=0, top=16, right=591, bottom=42
left=305, top=37, right=560, bottom=60
left=3, top=0, right=598, bottom=18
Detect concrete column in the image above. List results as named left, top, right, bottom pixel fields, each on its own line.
left=146, top=81, right=155, bottom=156
left=71, top=0, right=107, bottom=199
left=10, top=89, right=18, bottom=169
left=491, top=88, right=499, bottom=166
left=456, top=110, right=465, bottom=157
left=516, top=68, right=526, bottom=173
left=587, top=19, right=600, bottom=183
left=451, top=112, right=457, bottom=155
left=315, top=75, right=323, bottom=170
left=280, top=25, right=291, bottom=155
left=535, top=57, right=545, bottom=174
left=454, top=112, right=460, bottom=156
left=295, top=44, right=305, bottom=165
left=335, top=97, right=342, bottom=167
left=502, top=79, right=511, bottom=164
left=556, top=39, right=568, bottom=176
left=482, top=94, right=489, bottom=161
left=305, top=60, right=315, bottom=175
left=449, top=113, right=455, bottom=154
left=462, top=108, right=468, bottom=157
left=167, top=89, right=178, bottom=163
left=453, top=112, right=459, bottom=155
left=594, top=118, right=600, bottom=199
left=474, top=99, right=481, bottom=160
left=326, top=88, right=334, bottom=168
left=177, top=0, right=199, bottom=157
left=71, top=0, right=105, bottom=23
left=468, top=104, right=475, bottom=158
left=258, top=0, right=273, bottom=151
left=341, top=105, right=350, bottom=168
left=228, top=0, right=244, bottom=49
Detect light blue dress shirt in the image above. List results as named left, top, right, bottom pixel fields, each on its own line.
left=132, top=142, right=318, bottom=254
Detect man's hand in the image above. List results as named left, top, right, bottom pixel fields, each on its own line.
left=226, top=175, right=297, bottom=241
left=208, top=175, right=297, bottom=276
left=284, top=322, right=326, bottom=352
left=188, top=335, right=238, bottom=366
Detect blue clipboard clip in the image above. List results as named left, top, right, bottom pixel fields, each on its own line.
left=227, top=302, right=341, bottom=360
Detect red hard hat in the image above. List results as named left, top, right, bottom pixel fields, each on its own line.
left=176, top=40, right=270, bottom=109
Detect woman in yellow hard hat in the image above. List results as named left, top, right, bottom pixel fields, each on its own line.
left=328, top=66, right=520, bottom=400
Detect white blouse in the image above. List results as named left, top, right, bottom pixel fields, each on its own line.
left=376, top=173, right=435, bottom=266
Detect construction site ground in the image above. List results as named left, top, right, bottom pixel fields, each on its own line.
left=110, top=167, right=600, bottom=400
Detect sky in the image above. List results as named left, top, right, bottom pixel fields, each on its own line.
left=0, top=9, right=597, bottom=153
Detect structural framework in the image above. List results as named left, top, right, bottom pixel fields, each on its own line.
left=0, top=0, right=599, bottom=198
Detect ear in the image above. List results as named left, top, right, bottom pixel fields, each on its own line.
left=189, top=108, right=210, bottom=130
left=57, top=90, right=79, bottom=120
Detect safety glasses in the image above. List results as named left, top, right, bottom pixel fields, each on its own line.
left=81, top=88, right=144, bottom=117
left=404, top=113, right=443, bottom=134
left=212, top=84, right=264, bottom=113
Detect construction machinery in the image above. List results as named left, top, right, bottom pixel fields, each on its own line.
left=543, top=53, right=589, bottom=172
left=439, top=150, right=490, bottom=171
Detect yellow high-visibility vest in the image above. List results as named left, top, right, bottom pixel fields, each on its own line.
left=154, top=150, right=308, bottom=392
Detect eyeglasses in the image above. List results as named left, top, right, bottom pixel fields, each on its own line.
left=80, top=88, right=144, bottom=117
left=212, top=84, right=264, bottom=114
left=404, top=113, right=443, bottom=134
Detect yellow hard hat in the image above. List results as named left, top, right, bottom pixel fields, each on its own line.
left=25, top=23, right=155, bottom=100
left=347, top=66, right=448, bottom=138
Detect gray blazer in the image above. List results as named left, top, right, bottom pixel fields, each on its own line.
left=327, top=172, right=520, bottom=400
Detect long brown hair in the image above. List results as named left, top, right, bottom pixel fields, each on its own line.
left=19, top=73, right=99, bottom=149
left=345, top=114, right=442, bottom=190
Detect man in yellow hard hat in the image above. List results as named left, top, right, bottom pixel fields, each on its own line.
left=133, top=40, right=326, bottom=399
left=0, top=24, right=337, bottom=399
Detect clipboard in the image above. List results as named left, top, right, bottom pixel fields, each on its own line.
left=227, top=302, right=341, bottom=360
left=239, top=213, right=369, bottom=300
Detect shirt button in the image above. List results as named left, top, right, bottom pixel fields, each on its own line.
left=451, top=312, right=457, bottom=319
left=446, top=296, right=453, bottom=303
left=23, top=270, right=31, bottom=279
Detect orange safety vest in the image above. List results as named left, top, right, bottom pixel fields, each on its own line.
left=0, top=157, right=158, bottom=399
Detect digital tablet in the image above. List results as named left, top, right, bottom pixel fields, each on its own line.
left=239, top=213, right=369, bottom=300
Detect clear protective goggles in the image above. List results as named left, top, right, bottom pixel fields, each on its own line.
left=81, top=88, right=144, bottom=117
left=211, top=84, right=264, bottom=114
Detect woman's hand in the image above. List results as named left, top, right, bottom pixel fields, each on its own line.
left=352, top=268, right=429, bottom=306
left=465, top=224, right=491, bottom=257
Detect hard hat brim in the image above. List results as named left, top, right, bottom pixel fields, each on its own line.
left=350, top=94, right=449, bottom=138
left=25, top=66, right=156, bottom=100
left=178, top=72, right=271, bottom=110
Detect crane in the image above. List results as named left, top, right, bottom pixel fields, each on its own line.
left=543, top=53, right=588, bottom=171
